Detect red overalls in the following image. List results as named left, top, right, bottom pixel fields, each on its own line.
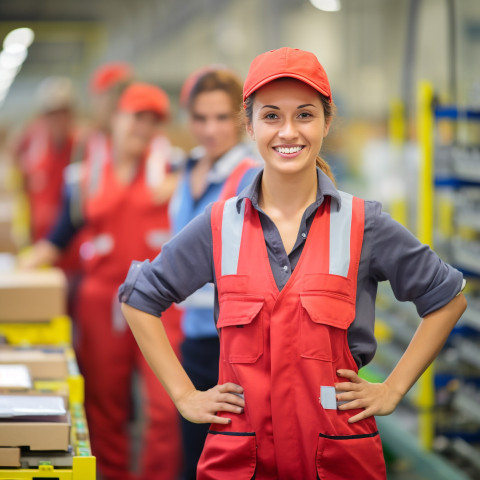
left=18, top=120, right=74, bottom=241
left=198, top=192, right=386, bottom=479
left=17, top=120, right=83, bottom=276
left=75, top=145, right=183, bottom=480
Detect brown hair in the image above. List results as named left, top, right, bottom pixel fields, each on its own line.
left=188, top=70, right=243, bottom=114
left=244, top=86, right=336, bottom=184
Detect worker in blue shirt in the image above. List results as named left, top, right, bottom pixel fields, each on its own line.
left=170, top=67, right=259, bottom=479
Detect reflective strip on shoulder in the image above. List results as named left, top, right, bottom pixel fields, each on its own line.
left=221, top=197, right=245, bottom=276
left=329, top=191, right=353, bottom=277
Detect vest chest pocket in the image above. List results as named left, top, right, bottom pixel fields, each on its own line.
left=217, top=295, right=264, bottom=364
left=299, top=292, right=355, bottom=362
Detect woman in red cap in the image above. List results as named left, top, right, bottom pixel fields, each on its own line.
left=119, top=49, right=466, bottom=479
left=23, top=83, right=182, bottom=480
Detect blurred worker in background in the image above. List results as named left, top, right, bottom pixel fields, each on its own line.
left=21, top=82, right=183, bottom=480
left=13, top=76, right=76, bottom=243
left=70, top=62, right=134, bottom=167
left=172, top=67, right=259, bottom=480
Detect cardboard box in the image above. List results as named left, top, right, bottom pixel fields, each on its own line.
left=0, top=196, right=16, bottom=254
left=0, top=348, right=69, bottom=380
left=0, top=414, right=70, bottom=451
left=0, top=446, right=20, bottom=467
left=0, top=268, right=66, bottom=321
left=0, top=364, right=32, bottom=392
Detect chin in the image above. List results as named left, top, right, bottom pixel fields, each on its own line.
left=268, top=159, right=312, bottom=176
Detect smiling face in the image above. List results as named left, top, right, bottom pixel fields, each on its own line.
left=246, top=78, right=331, bottom=176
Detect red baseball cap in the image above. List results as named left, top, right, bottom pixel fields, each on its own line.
left=243, top=47, right=332, bottom=103
left=117, top=83, right=170, bottom=119
left=90, top=62, right=133, bottom=94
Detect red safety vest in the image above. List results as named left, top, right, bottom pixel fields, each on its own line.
left=78, top=141, right=171, bottom=285
left=198, top=192, right=386, bottom=479
left=218, top=157, right=258, bottom=202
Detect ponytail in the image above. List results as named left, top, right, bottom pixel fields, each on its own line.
left=316, top=156, right=335, bottom=185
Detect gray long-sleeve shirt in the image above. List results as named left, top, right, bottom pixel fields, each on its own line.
left=119, top=168, right=464, bottom=368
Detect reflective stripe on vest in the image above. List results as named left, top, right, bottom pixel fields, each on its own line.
left=221, top=196, right=245, bottom=276
left=220, top=192, right=355, bottom=278
left=329, top=191, right=353, bottom=277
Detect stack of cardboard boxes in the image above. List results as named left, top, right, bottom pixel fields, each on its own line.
left=0, top=268, right=95, bottom=477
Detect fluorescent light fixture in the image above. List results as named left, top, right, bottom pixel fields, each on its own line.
left=3, top=27, right=34, bottom=50
left=0, top=67, right=19, bottom=81
left=310, top=0, right=341, bottom=12
left=0, top=76, right=14, bottom=90
left=0, top=48, right=28, bottom=69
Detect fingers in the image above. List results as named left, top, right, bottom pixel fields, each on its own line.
left=348, top=408, right=374, bottom=424
left=218, top=382, right=244, bottom=394
left=334, top=381, right=359, bottom=392
left=336, top=369, right=362, bottom=382
left=218, top=392, right=245, bottom=408
left=216, top=402, right=244, bottom=415
left=210, top=415, right=232, bottom=425
left=338, top=398, right=365, bottom=410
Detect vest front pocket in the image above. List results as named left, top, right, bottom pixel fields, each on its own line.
left=300, top=293, right=355, bottom=362
left=316, top=431, right=386, bottom=480
left=217, top=295, right=264, bottom=363
left=197, top=430, right=257, bottom=480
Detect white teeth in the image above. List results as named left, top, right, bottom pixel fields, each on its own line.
left=275, top=146, right=303, bottom=154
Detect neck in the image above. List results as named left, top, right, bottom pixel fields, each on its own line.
left=112, top=147, right=143, bottom=184
left=114, top=147, right=143, bottom=167
left=259, top=165, right=317, bottom=216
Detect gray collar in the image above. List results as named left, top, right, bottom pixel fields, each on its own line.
left=236, top=167, right=341, bottom=212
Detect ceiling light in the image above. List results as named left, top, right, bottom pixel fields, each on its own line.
left=3, top=27, right=34, bottom=50
left=0, top=48, right=28, bottom=70
left=310, top=0, right=341, bottom=12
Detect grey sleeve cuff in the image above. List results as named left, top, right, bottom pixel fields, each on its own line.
left=118, top=260, right=168, bottom=317
left=412, top=263, right=464, bottom=318
left=118, top=261, right=143, bottom=304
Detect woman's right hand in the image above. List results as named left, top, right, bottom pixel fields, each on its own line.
left=175, top=382, right=245, bottom=425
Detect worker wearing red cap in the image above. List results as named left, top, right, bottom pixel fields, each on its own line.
left=119, top=48, right=466, bottom=479
left=67, top=62, right=134, bottom=169
left=22, top=83, right=182, bottom=480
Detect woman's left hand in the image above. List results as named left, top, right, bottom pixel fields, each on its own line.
left=335, top=369, right=403, bottom=423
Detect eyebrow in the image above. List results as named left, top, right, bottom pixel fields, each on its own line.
left=260, top=103, right=317, bottom=110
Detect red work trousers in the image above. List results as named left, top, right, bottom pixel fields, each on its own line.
left=76, top=277, right=183, bottom=480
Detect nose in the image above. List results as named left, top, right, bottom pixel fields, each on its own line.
left=278, top=118, right=298, bottom=140
left=204, top=118, right=218, bottom=137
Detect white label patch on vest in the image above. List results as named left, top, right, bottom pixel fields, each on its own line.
left=320, top=386, right=337, bottom=410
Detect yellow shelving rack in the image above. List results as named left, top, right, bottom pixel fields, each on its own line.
left=0, top=317, right=96, bottom=479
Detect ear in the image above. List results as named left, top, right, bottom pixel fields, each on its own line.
left=245, top=121, right=255, bottom=141
left=323, top=117, right=332, bottom=137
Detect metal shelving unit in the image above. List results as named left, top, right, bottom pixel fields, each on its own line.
left=360, top=92, right=480, bottom=479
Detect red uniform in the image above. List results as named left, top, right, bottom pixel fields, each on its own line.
left=198, top=192, right=386, bottom=479
left=17, top=120, right=74, bottom=242
left=17, top=119, right=84, bottom=279
left=75, top=145, right=182, bottom=480
left=218, top=157, right=259, bottom=202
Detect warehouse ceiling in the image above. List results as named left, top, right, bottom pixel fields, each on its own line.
left=0, top=0, right=125, bottom=77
